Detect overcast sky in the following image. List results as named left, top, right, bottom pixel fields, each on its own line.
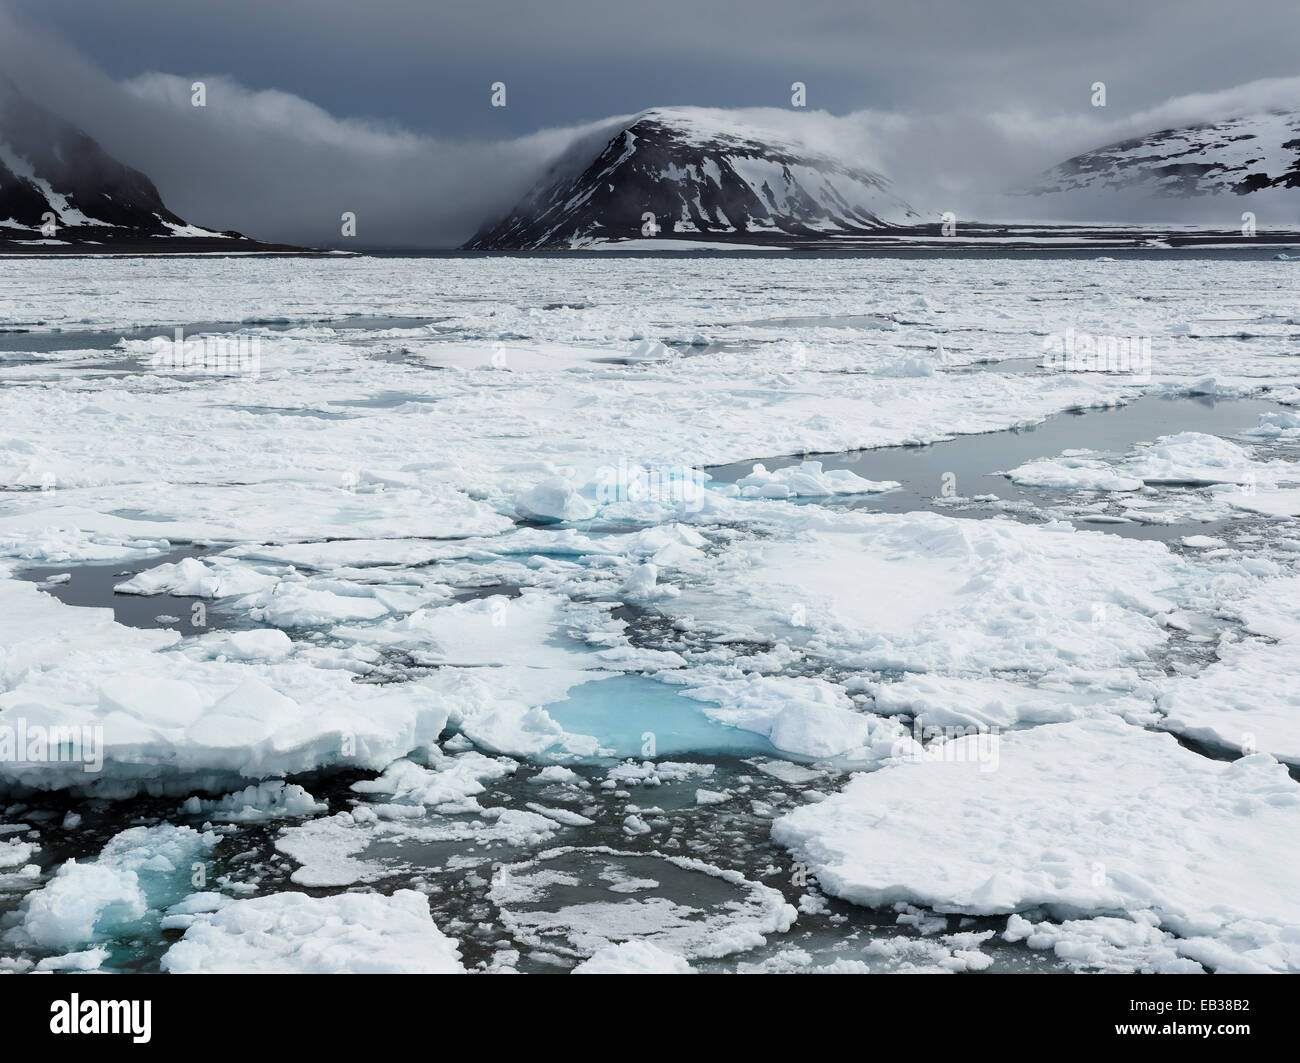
left=2, top=1, right=1297, bottom=245
left=10, top=0, right=1300, bottom=135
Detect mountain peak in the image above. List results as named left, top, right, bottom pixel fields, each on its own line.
left=464, top=107, right=918, bottom=249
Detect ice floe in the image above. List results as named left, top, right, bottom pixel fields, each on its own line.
left=161, top=890, right=464, bottom=973
left=665, top=509, right=1201, bottom=677
left=490, top=846, right=797, bottom=961
left=1158, top=576, right=1300, bottom=764
left=774, top=717, right=1300, bottom=971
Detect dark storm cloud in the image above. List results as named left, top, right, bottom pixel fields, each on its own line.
left=1, top=1, right=1296, bottom=244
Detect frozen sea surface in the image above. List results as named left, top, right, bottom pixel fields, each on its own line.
left=1, top=253, right=1298, bottom=974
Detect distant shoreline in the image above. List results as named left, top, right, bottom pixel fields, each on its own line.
left=0, top=237, right=338, bottom=257
left=4, top=228, right=1298, bottom=259
left=459, top=224, right=1300, bottom=253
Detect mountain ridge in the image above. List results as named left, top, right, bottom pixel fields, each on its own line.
left=0, top=77, right=311, bottom=253
left=1027, top=109, right=1300, bottom=199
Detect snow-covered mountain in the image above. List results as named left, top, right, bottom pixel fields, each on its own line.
left=1030, top=110, right=1300, bottom=198
left=464, top=108, right=920, bottom=249
left=0, top=78, right=276, bottom=250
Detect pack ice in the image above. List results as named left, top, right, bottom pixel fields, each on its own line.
left=1, top=253, right=1298, bottom=973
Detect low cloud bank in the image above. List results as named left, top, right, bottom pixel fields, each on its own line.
left=1, top=5, right=1295, bottom=244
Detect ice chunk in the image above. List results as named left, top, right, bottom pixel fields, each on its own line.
left=350, top=749, right=516, bottom=810
left=515, top=478, right=595, bottom=523
left=237, top=581, right=395, bottom=626
left=180, top=780, right=327, bottom=823
left=162, top=890, right=464, bottom=973
left=1005, top=453, right=1142, bottom=493
left=11, top=824, right=217, bottom=950
left=1003, top=913, right=1204, bottom=974
left=870, top=674, right=1094, bottom=730
left=35, top=947, right=111, bottom=972
left=18, top=863, right=145, bottom=949
left=0, top=837, right=37, bottom=869
left=1179, top=535, right=1226, bottom=549
left=114, top=557, right=275, bottom=598
left=1244, top=410, right=1300, bottom=439
left=571, top=940, right=694, bottom=973
left=679, top=674, right=889, bottom=759
left=1126, top=432, right=1285, bottom=486
left=619, top=562, right=678, bottom=601
left=343, top=591, right=593, bottom=668
left=737, top=460, right=897, bottom=498
left=529, top=765, right=578, bottom=784
left=216, top=629, right=294, bottom=661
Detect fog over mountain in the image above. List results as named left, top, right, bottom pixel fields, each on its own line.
left=0, top=5, right=595, bottom=248
left=466, top=108, right=923, bottom=250
left=0, top=2, right=1296, bottom=246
